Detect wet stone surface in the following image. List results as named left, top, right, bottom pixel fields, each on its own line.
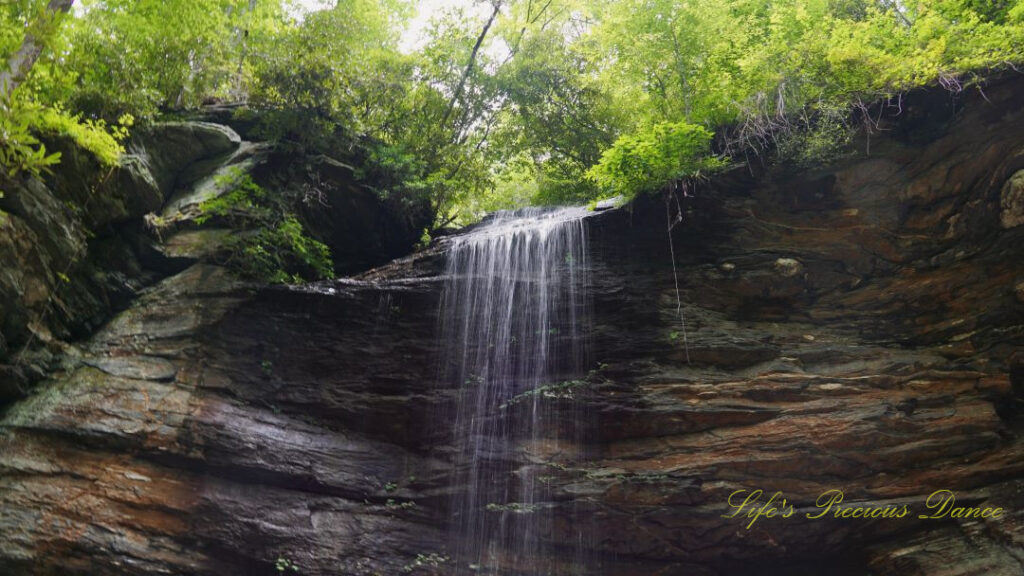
left=1, top=78, right=1024, bottom=575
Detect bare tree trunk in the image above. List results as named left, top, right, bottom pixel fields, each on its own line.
left=441, top=0, right=502, bottom=128
left=0, top=0, right=75, bottom=101
left=235, top=0, right=258, bottom=99
left=880, top=0, right=913, bottom=27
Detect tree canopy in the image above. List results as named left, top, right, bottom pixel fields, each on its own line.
left=3, top=0, right=1023, bottom=223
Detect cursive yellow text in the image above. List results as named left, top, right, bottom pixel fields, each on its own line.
left=918, top=490, right=1004, bottom=520
left=722, top=489, right=795, bottom=529
left=805, top=489, right=909, bottom=520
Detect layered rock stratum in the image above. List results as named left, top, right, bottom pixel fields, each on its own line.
left=1, top=76, right=1022, bottom=575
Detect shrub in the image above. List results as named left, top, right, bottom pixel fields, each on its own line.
left=587, top=122, right=727, bottom=198
left=198, top=173, right=334, bottom=283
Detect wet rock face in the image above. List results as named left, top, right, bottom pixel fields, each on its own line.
left=2, top=76, right=1024, bottom=576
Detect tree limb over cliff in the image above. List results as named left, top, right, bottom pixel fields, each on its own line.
left=0, top=0, right=74, bottom=101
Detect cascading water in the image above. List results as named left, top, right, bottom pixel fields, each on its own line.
left=438, top=207, right=592, bottom=575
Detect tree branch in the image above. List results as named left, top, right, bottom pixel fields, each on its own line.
left=441, top=0, right=502, bottom=129
left=0, top=0, right=75, bottom=101
left=879, top=0, right=913, bottom=27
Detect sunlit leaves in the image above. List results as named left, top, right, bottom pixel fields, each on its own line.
left=3, top=0, right=1023, bottom=220
left=576, top=0, right=1023, bottom=198
left=587, top=122, right=724, bottom=197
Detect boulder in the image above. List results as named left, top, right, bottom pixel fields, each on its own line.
left=130, top=122, right=242, bottom=198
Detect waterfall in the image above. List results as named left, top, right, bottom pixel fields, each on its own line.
left=438, top=206, right=592, bottom=575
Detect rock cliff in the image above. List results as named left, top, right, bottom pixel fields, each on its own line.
left=1, top=76, right=1023, bottom=575
left=0, top=119, right=430, bottom=403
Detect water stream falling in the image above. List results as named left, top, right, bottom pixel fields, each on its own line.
left=438, top=207, right=593, bottom=575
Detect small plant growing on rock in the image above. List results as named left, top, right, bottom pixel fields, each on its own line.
left=197, top=173, right=334, bottom=284
left=386, top=499, right=417, bottom=510
left=500, top=379, right=587, bottom=409
left=275, top=556, right=299, bottom=573
left=402, top=553, right=448, bottom=573
left=261, top=359, right=274, bottom=377
left=486, top=502, right=538, bottom=513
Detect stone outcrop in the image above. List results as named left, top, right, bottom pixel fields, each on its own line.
left=2, top=75, right=1023, bottom=575
left=0, top=122, right=239, bottom=401
left=0, top=117, right=431, bottom=403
